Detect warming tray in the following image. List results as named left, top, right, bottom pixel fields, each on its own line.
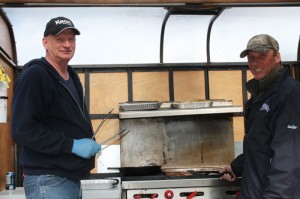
left=211, top=99, right=233, bottom=107
left=172, top=101, right=213, bottom=109
left=119, top=101, right=161, bottom=111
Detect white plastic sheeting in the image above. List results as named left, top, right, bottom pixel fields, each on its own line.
left=3, top=6, right=300, bottom=65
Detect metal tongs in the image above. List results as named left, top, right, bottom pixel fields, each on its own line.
left=100, top=128, right=130, bottom=151
left=91, top=108, right=114, bottom=139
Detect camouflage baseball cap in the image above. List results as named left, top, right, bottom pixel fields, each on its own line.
left=240, top=34, right=279, bottom=58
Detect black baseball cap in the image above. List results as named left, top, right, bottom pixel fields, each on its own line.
left=44, top=16, right=80, bottom=37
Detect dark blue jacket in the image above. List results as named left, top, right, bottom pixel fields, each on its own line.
left=231, top=68, right=300, bottom=198
left=11, top=57, right=94, bottom=180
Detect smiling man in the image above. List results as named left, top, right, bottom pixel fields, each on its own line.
left=219, top=34, right=300, bottom=198
left=11, top=17, right=101, bottom=199
left=241, top=34, right=281, bottom=81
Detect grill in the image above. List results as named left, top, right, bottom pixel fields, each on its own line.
left=121, top=170, right=240, bottom=199
left=119, top=103, right=242, bottom=199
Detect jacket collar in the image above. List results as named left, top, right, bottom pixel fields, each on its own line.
left=246, top=65, right=284, bottom=97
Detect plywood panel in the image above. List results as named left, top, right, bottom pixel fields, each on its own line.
left=209, top=70, right=244, bottom=142
left=174, top=71, right=205, bottom=101
left=233, top=116, right=244, bottom=141
left=79, top=73, right=125, bottom=173
left=93, top=119, right=120, bottom=144
left=231, top=69, right=252, bottom=142
left=78, top=73, right=85, bottom=94
left=133, top=72, right=169, bottom=101
left=90, top=72, right=128, bottom=114
left=209, top=70, right=243, bottom=106
left=79, top=73, right=123, bottom=143
left=91, top=119, right=121, bottom=173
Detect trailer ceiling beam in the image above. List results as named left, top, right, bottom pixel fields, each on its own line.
left=0, top=0, right=300, bottom=7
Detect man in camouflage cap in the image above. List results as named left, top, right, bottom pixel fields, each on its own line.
left=220, top=34, right=300, bottom=198
left=239, top=34, right=281, bottom=81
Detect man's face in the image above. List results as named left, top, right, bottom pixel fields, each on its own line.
left=43, top=29, right=76, bottom=63
left=247, top=50, right=281, bottom=81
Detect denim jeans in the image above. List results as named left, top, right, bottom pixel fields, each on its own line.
left=23, top=175, right=82, bottom=199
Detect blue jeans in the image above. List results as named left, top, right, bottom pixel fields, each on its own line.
left=23, top=175, right=82, bottom=199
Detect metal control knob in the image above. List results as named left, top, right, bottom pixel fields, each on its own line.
left=164, top=190, right=174, bottom=199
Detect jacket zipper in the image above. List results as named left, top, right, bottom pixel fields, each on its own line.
left=58, top=81, right=94, bottom=133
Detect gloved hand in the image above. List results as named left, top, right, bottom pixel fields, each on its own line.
left=72, top=138, right=101, bottom=159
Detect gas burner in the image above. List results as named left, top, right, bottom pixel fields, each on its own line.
left=164, top=170, right=223, bottom=178
left=164, top=171, right=191, bottom=177
left=162, top=167, right=224, bottom=178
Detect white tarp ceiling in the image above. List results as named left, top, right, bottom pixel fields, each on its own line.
left=3, top=6, right=300, bottom=65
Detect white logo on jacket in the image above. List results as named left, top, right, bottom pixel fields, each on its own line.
left=260, top=103, right=270, bottom=112
left=287, top=125, right=298, bottom=130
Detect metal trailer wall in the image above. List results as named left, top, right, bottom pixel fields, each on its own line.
left=0, top=8, right=17, bottom=191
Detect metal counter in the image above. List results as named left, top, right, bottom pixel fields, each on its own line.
left=121, top=177, right=240, bottom=189
left=119, top=106, right=243, bottom=119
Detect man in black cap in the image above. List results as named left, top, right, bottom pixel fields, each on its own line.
left=11, top=16, right=101, bottom=199
left=220, top=34, right=300, bottom=198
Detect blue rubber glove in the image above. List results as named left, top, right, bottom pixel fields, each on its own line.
left=72, top=138, right=101, bottom=159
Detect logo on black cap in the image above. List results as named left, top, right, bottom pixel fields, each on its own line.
left=44, top=16, right=80, bottom=37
